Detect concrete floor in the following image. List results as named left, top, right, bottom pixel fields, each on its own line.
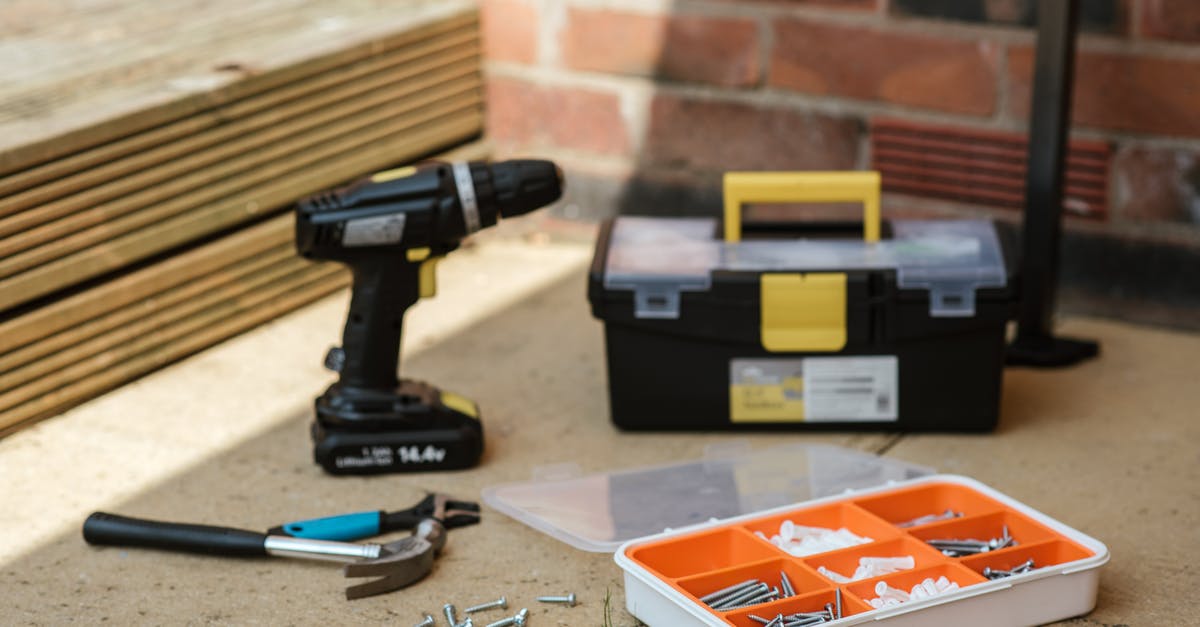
left=1, top=230, right=1197, bottom=626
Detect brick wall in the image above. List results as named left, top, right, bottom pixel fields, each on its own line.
left=481, top=0, right=1200, bottom=327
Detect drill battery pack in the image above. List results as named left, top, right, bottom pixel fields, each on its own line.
left=587, top=172, right=1017, bottom=432
left=311, top=380, right=483, bottom=475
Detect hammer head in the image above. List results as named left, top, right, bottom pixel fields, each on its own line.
left=343, top=519, right=446, bottom=600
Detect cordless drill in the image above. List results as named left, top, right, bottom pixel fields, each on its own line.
left=295, top=159, right=563, bottom=474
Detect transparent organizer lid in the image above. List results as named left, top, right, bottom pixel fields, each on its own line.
left=603, top=217, right=1008, bottom=318
left=481, top=443, right=933, bottom=553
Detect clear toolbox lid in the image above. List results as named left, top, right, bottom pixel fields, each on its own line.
left=603, top=217, right=1008, bottom=319
left=481, top=443, right=933, bottom=553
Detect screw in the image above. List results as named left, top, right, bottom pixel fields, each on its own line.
left=700, top=578, right=759, bottom=604
left=485, top=608, right=528, bottom=627
left=444, top=603, right=459, bottom=626
left=537, top=592, right=576, bottom=607
left=457, top=620, right=474, bottom=627
left=465, top=596, right=508, bottom=614
left=414, top=615, right=434, bottom=627
left=784, top=616, right=829, bottom=626
left=712, top=583, right=768, bottom=609
left=779, top=571, right=795, bottom=598
left=723, top=588, right=777, bottom=609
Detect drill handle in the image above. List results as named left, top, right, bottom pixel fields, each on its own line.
left=338, top=256, right=421, bottom=390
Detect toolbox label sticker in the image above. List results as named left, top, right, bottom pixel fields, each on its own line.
left=730, top=359, right=807, bottom=423
left=803, top=356, right=898, bottom=421
left=730, top=357, right=897, bottom=423
left=342, top=213, right=406, bottom=247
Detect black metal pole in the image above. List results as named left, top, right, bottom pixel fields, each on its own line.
left=1007, top=0, right=1099, bottom=367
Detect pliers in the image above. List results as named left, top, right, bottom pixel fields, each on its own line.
left=268, top=493, right=480, bottom=542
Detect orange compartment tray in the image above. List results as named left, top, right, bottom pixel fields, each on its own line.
left=616, top=475, right=1109, bottom=626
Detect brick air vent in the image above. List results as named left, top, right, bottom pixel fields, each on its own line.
left=870, top=119, right=1111, bottom=219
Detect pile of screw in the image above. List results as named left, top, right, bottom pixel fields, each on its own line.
left=746, top=589, right=843, bottom=626
left=700, top=572, right=798, bottom=611
left=867, top=576, right=958, bottom=609
left=925, top=525, right=1015, bottom=557
left=817, top=555, right=915, bottom=583
left=754, top=520, right=873, bottom=557
left=419, top=593, right=575, bottom=627
left=983, top=558, right=1036, bottom=580
left=896, top=509, right=962, bottom=528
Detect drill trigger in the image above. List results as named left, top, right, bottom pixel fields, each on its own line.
left=417, top=256, right=440, bottom=298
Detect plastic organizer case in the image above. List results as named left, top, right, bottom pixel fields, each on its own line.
left=616, top=475, right=1108, bottom=627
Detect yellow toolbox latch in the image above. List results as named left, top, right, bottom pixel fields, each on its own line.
left=760, top=273, right=847, bottom=352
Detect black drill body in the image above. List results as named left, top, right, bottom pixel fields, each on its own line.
left=295, top=159, right=562, bottom=474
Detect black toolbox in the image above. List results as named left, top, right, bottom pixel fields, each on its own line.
left=587, top=172, right=1017, bottom=432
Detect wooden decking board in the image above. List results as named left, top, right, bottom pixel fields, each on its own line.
left=0, top=253, right=313, bottom=396
left=3, top=0, right=318, bottom=89
left=0, top=26, right=480, bottom=202
left=0, top=261, right=344, bottom=415
left=0, top=139, right=490, bottom=361
left=0, top=266, right=349, bottom=430
left=0, top=110, right=483, bottom=308
left=0, top=2, right=486, bottom=433
left=0, top=3, right=476, bottom=175
left=0, top=245, right=296, bottom=377
left=0, top=138, right=490, bottom=433
left=0, top=86, right=483, bottom=281
left=0, top=217, right=292, bottom=354
left=0, top=63, right=481, bottom=245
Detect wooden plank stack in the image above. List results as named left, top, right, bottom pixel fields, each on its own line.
left=0, top=1, right=487, bottom=434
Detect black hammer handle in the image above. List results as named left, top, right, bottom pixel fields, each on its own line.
left=83, top=512, right=268, bottom=557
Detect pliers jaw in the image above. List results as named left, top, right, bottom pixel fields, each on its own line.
left=383, top=493, right=480, bottom=531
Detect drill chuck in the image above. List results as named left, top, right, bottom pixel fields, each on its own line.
left=491, top=159, right=563, bottom=218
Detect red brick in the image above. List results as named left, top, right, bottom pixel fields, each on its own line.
left=642, top=92, right=861, bottom=173
left=788, top=0, right=877, bottom=7
left=768, top=20, right=1000, bottom=116
left=560, top=9, right=761, bottom=87
left=1113, top=146, right=1200, bottom=223
left=1139, top=0, right=1200, bottom=43
left=486, top=77, right=631, bottom=156
left=1007, top=46, right=1200, bottom=138
left=481, top=0, right=538, bottom=64
left=712, top=0, right=877, bottom=9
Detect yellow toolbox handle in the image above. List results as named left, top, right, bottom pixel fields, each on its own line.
left=722, top=171, right=882, bottom=243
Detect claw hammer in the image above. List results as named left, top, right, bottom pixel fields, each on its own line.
left=83, top=512, right=445, bottom=599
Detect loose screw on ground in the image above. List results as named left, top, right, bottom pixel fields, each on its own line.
left=465, top=596, right=508, bottom=613
left=537, top=593, right=577, bottom=607
left=485, top=608, right=529, bottom=627
left=414, top=615, right=434, bottom=627
left=444, top=603, right=459, bottom=626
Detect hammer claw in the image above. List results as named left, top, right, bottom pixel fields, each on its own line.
left=343, top=543, right=435, bottom=599
left=341, top=518, right=445, bottom=599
